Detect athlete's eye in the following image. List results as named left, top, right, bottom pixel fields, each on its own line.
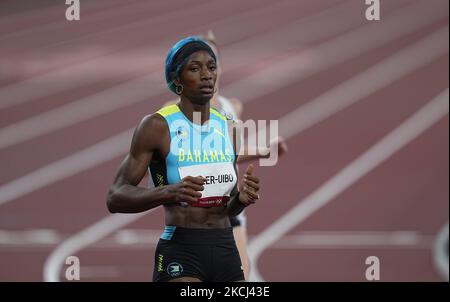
left=209, top=65, right=217, bottom=71
left=190, top=67, right=199, bottom=72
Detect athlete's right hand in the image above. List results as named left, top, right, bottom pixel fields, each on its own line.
left=168, top=176, right=205, bottom=205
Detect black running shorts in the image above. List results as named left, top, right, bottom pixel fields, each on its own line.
left=153, top=226, right=245, bottom=282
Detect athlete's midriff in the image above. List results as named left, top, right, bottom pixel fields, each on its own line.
left=189, top=196, right=230, bottom=207
left=164, top=205, right=231, bottom=229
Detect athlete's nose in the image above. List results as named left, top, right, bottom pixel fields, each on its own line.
left=200, top=66, right=213, bottom=81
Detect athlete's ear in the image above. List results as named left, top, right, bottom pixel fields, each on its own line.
left=171, top=72, right=182, bottom=86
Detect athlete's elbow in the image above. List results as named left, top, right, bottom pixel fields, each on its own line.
left=106, top=187, right=120, bottom=213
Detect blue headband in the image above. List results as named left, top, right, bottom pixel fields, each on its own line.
left=165, top=36, right=217, bottom=94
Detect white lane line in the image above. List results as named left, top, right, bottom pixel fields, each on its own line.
left=0, top=228, right=434, bottom=249
left=36, top=0, right=318, bottom=52
left=279, top=26, right=449, bottom=140
left=33, top=229, right=434, bottom=280
left=433, top=221, right=449, bottom=281
left=113, top=229, right=162, bottom=245
left=273, top=231, right=434, bottom=249
left=245, top=24, right=449, bottom=143
left=0, top=0, right=175, bottom=41
left=0, top=0, right=343, bottom=88
left=109, top=230, right=433, bottom=249
left=79, top=266, right=121, bottom=279
left=248, top=89, right=449, bottom=282
left=0, top=74, right=161, bottom=150
left=223, top=0, right=448, bottom=103
left=0, top=129, right=134, bottom=206
left=0, top=0, right=368, bottom=148
left=0, top=0, right=139, bottom=39
left=0, top=228, right=61, bottom=245
left=0, top=0, right=444, bottom=150
left=1, top=0, right=444, bottom=147
left=43, top=211, right=151, bottom=282
left=41, top=27, right=449, bottom=282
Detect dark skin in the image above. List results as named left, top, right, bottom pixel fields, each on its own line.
left=107, top=51, right=260, bottom=282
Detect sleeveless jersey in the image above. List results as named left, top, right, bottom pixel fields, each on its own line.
left=148, top=104, right=237, bottom=207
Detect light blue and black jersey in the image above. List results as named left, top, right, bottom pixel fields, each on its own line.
left=148, top=104, right=237, bottom=207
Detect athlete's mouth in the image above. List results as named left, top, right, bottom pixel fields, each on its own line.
left=199, top=83, right=214, bottom=93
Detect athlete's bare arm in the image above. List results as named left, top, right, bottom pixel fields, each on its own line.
left=107, top=114, right=204, bottom=213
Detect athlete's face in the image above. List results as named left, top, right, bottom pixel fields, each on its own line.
left=177, top=50, right=217, bottom=104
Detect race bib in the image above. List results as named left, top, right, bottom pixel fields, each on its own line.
left=178, top=163, right=237, bottom=207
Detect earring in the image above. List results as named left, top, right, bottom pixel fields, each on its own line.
left=175, top=84, right=183, bottom=95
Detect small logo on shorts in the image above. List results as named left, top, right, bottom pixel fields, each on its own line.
left=157, top=254, right=164, bottom=272
left=167, top=262, right=183, bottom=277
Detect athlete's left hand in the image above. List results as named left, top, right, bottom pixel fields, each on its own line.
left=238, top=164, right=260, bottom=206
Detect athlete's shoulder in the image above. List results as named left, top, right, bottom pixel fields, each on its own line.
left=155, top=103, right=180, bottom=118
left=210, top=106, right=232, bottom=121
left=145, top=103, right=185, bottom=135
left=136, top=112, right=168, bottom=137
left=130, top=113, right=168, bottom=154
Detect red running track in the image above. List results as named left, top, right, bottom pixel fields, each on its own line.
left=0, top=0, right=448, bottom=281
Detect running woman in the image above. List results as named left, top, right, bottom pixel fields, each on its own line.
left=107, top=36, right=260, bottom=282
